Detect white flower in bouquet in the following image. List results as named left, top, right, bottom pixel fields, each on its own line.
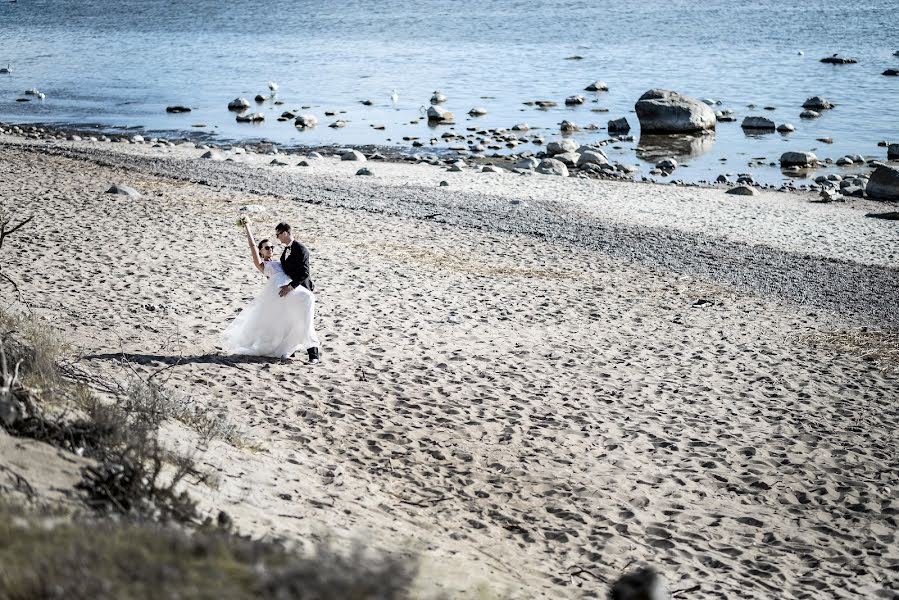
left=235, top=215, right=250, bottom=228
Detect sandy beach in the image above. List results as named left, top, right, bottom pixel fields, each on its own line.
left=1, top=131, right=897, bottom=598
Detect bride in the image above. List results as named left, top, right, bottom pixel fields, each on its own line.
left=223, top=221, right=320, bottom=361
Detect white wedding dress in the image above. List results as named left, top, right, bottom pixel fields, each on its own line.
left=223, top=260, right=320, bottom=358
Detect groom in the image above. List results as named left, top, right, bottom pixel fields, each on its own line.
left=275, top=222, right=320, bottom=363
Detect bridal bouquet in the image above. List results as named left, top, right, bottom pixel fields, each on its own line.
left=235, top=215, right=250, bottom=228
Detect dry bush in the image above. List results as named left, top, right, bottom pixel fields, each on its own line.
left=0, top=501, right=418, bottom=600
left=0, top=308, right=212, bottom=523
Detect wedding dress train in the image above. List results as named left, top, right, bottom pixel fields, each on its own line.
left=223, top=261, right=320, bottom=358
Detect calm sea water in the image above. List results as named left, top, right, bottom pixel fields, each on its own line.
left=1, top=0, right=898, bottom=184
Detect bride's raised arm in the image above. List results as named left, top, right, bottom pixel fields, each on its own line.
left=244, top=222, right=266, bottom=274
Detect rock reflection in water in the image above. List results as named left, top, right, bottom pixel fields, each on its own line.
left=636, top=133, right=716, bottom=163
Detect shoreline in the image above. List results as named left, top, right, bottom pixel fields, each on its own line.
left=1, top=133, right=897, bottom=599
left=2, top=119, right=891, bottom=193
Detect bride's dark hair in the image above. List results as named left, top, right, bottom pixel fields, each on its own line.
left=257, top=238, right=270, bottom=251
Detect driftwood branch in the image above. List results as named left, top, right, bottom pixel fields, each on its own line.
left=0, top=212, right=33, bottom=302
left=0, top=214, right=33, bottom=249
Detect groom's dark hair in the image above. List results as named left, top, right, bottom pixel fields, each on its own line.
left=275, top=222, right=291, bottom=235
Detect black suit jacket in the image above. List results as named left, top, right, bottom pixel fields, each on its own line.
left=280, top=240, right=314, bottom=291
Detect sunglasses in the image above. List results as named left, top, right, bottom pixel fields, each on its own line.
left=262, top=246, right=275, bottom=250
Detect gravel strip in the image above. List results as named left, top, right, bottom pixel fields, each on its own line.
left=9, top=140, right=899, bottom=327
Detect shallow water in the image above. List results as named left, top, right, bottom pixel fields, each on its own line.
left=1, top=0, right=898, bottom=184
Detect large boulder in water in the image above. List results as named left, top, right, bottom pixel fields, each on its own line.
left=741, top=116, right=776, bottom=130
left=866, top=165, right=899, bottom=201
left=608, top=117, right=630, bottom=133
left=228, top=97, right=251, bottom=111
left=427, top=106, right=454, bottom=124
left=294, top=114, right=318, bottom=128
left=635, top=89, right=716, bottom=134
left=780, top=151, right=818, bottom=167
left=802, top=96, right=833, bottom=110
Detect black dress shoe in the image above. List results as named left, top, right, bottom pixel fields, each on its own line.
left=307, top=347, right=320, bottom=363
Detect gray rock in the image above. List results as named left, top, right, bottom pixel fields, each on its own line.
left=820, top=55, right=857, bottom=64
left=553, top=152, right=580, bottom=166
left=269, top=159, right=288, bottom=166
left=546, top=139, right=579, bottom=155
left=228, top=97, right=251, bottom=111
left=560, top=120, right=579, bottom=132
left=818, top=189, right=839, bottom=203
left=607, top=117, right=630, bottom=133
left=584, top=80, right=609, bottom=92
left=439, top=180, right=449, bottom=186
left=254, top=94, right=268, bottom=102
left=511, top=123, right=530, bottom=131
left=887, top=143, right=899, bottom=160
left=742, top=116, right=777, bottom=130
left=294, top=114, right=318, bottom=128
left=835, top=156, right=854, bottom=166
left=427, top=106, right=455, bottom=124
left=535, top=158, right=569, bottom=177
left=534, top=100, right=557, bottom=108
left=355, top=167, right=374, bottom=176
left=865, top=164, right=899, bottom=200
left=883, top=69, right=899, bottom=76
left=780, top=151, right=818, bottom=167
left=481, top=165, right=501, bottom=173
left=341, top=150, right=367, bottom=162
left=655, top=158, right=677, bottom=170
left=104, top=184, right=141, bottom=198
left=576, top=149, right=609, bottom=166
left=166, top=105, right=191, bottom=113
left=468, top=107, right=488, bottom=116
left=726, top=185, right=758, bottom=196
left=430, top=90, right=448, bottom=104
left=201, top=150, right=225, bottom=161
left=235, top=112, right=264, bottom=122
left=635, top=89, right=716, bottom=134
left=328, top=120, right=347, bottom=128
left=514, top=157, right=540, bottom=170
left=800, top=110, right=820, bottom=119
left=741, top=116, right=776, bottom=130
left=777, top=123, right=796, bottom=133
left=565, top=94, right=586, bottom=105
left=802, top=96, right=833, bottom=110
left=841, top=185, right=864, bottom=197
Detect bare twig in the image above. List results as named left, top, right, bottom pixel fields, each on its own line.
left=0, top=214, right=33, bottom=248
left=0, top=464, right=36, bottom=499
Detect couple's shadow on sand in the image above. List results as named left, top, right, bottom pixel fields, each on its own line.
left=83, top=352, right=286, bottom=370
